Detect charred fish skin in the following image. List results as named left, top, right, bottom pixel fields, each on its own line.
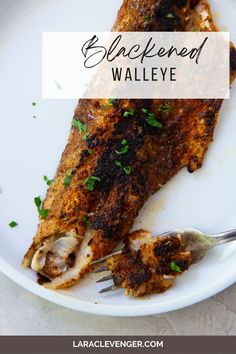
left=23, top=0, right=236, bottom=289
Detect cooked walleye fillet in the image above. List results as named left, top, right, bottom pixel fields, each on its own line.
left=107, top=230, right=191, bottom=297
left=23, top=0, right=236, bottom=289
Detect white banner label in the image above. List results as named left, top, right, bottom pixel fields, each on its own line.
left=42, top=32, right=230, bottom=99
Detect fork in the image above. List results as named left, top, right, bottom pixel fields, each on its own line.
left=91, top=228, right=236, bottom=294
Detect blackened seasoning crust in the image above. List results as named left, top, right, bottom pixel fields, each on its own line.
left=230, top=46, right=236, bottom=73
left=154, top=237, right=182, bottom=257
left=107, top=230, right=191, bottom=297
left=175, top=0, right=188, bottom=8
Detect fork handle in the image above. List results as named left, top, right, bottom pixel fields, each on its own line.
left=213, top=229, right=236, bottom=245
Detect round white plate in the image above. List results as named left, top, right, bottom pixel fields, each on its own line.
left=0, top=0, right=235, bottom=317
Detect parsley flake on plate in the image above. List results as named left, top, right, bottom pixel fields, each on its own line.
left=34, top=196, right=49, bottom=219
left=43, top=176, right=53, bottom=186
left=9, top=221, right=18, bottom=228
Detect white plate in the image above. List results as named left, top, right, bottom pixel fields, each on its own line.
left=0, top=0, right=235, bottom=317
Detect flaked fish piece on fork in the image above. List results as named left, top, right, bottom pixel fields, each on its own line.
left=22, top=0, right=236, bottom=289
left=93, top=228, right=236, bottom=296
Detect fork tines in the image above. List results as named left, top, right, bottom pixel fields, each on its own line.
left=92, top=249, right=123, bottom=293
left=91, top=249, right=122, bottom=265
left=93, top=265, right=109, bottom=273
left=93, top=263, right=117, bottom=293
left=96, top=274, right=113, bottom=283
left=99, top=285, right=117, bottom=293
left=95, top=270, right=117, bottom=293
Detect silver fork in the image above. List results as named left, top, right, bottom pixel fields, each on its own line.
left=91, top=228, right=236, bottom=294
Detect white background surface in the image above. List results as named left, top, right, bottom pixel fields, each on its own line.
left=0, top=0, right=236, bottom=321
left=0, top=272, right=236, bottom=335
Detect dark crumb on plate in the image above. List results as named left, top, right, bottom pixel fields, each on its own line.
left=37, top=273, right=50, bottom=285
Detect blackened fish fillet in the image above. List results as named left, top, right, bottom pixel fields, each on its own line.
left=23, top=0, right=236, bottom=289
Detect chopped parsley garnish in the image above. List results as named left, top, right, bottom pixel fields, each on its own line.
left=43, top=176, right=53, bottom=186
left=123, top=109, right=135, bottom=117
left=72, top=118, right=89, bottom=141
left=115, top=139, right=129, bottom=155
left=83, top=215, right=92, bottom=228
left=115, top=160, right=122, bottom=168
left=82, top=132, right=89, bottom=140
left=124, top=166, right=132, bottom=175
left=146, top=115, right=163, bottom=128
left=63, top=216, right=68, bottom=221
left=34, top=196, right=49, bottom=219
left=144, top=15, right=151, bottom=23
left=39, top=209, right=48, bottom=219
left=142, top=109, right=163, bottom=128
left=64, top=169, right=73, bottom=187
left=157, top=103, right=172, bottom=114
left=170, top=261, right=182, bottom=273
left=9, top=221, right=18, bottom=228
left=88, top=149, right=94, bottom=155
left=108, top=98, right=115, bottom=106
left=83, top=175, right=101, bottom=191
left=32, top=102, right=36, bottom=106
left=34, top=196, right=42, bottom=209
left=115, top=161, right=132, bottom=175
left=72, top=119, right=87, bottom=133
left=167, top=13, right=175, bottom=19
